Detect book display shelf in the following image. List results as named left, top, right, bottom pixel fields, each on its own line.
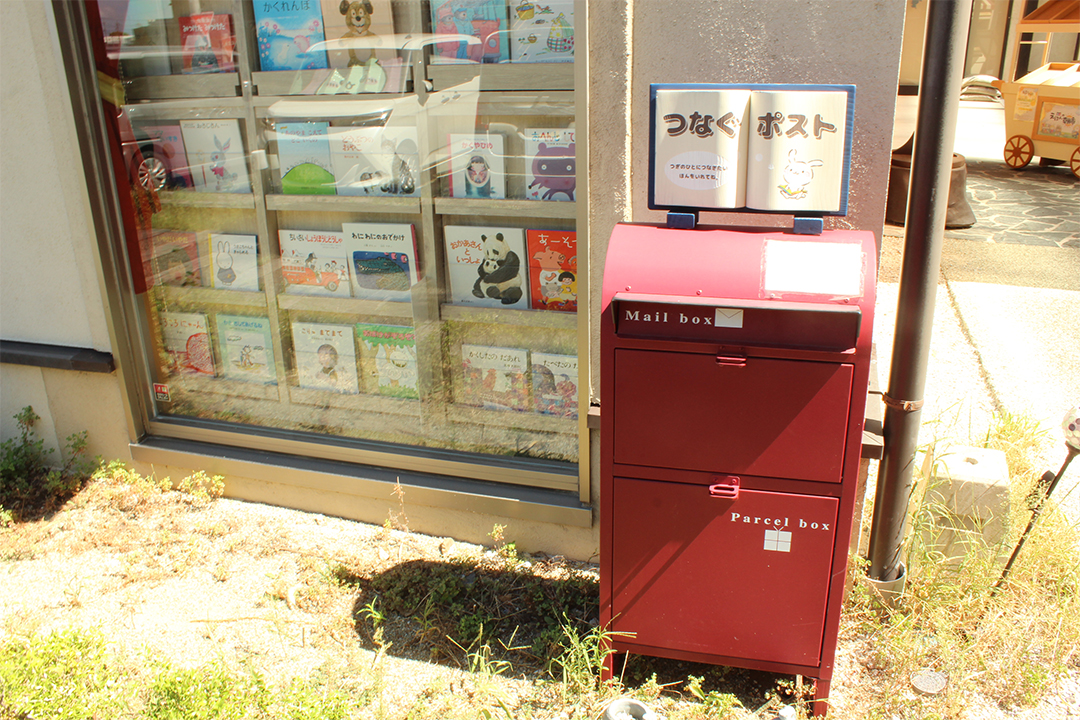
left=106, top=0, right=582, bottom=492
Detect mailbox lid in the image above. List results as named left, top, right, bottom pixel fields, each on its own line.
left=611, top=476, right=839, bottom=667
left=613, top=348, right=853, bottom=483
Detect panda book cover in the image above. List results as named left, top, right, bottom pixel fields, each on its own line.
left=207, top=233, right=259, bottom=292
left=341, top=222, right=418, bottom=302
left=447, top=133, right=505, bottom=199
left=356, top=323, right=419, bottom=400
left=526, top=229, right=576, bottom=312
left=253, top=0, right=329, bottom=71
left=524, top=128, right=575, bottom=202
left=215, top=315, right=277, bottom=385
left=291, top=321, right=360, bottom=394
left=443, top=225, right=529, bottom=309
left=460, top=344, right=530, bottom=412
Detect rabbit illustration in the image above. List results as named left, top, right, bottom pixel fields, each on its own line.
left=216, top=240, right=236, bottom=286
left=778, top=148, right=823, bottom=200
left=210, top=135, right=237, bottom=191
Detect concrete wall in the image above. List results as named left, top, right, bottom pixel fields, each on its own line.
left=0, top=0, right=130, bottom=463
left=587, top=0, right=907, bottom=402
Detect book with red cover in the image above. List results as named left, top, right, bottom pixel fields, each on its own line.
left=178, top=12, right=236, bottom=74
left=526, top=229, right=576, bottom=312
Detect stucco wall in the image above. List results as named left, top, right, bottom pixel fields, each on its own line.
left=0, top=0, right=129, bottom=462
left=588, top=0, right=906, bottom=402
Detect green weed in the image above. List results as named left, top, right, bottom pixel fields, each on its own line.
left=0, top=406, right=94, bottom=520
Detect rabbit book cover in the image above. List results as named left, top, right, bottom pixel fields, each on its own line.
left=208, top=233, right=259, bottom=291
left=180, top=119, right=251, bottom=194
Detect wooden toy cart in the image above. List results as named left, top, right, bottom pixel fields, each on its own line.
left=994, top=62, right=1080, bottom=178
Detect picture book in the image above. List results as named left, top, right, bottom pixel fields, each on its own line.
left=509, top=1, right=574, bottom=63
left=149, top=229, right=206, bottom=288
left=429, top=0, right=510, bottom=65
left=179, top=119, right=251, bottom=194
left=340, top=222, right=418, bottom=302
left=138, top=124, right=193, bottom=189
left=291, top=321, right=359, bottom=394
left=651, top=85, right=852, bottom=213
left=447, top=133, right=504, bottom=198
left=160, top=311, right=215, bottom=377
left=215, top=314, right=276, bottom=384
left=207, top=233, right=259, bottom=291
left=355, top=323, right=418, bottom=399
left=328, top=126, right=419, bottom=197
left=526, top=229, right=576, bottom=311
left=524, top=128, right=575, bottom=201
left=530, top=352, right=577, bottom=418
left=178, top=11, right=235, bottom=74
left=319, top=0, right=396, bottom=71
left=277, top=121, right=336, bottom=195
left=443, top=225, right=528, bottom=309
left=460, top=344, right=529, bottom=411
left=253, top=0, right=329, bottom=71
left=279, top=229, right=350, bottom=297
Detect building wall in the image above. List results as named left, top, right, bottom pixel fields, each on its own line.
left=0, top=0, right=130, bottom=463
left=2, top=0, right=905, bottom=560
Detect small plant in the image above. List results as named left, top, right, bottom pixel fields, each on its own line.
left=0, top=406, right=94, bottom=520
left=686, top=674, right=743, bottom=716
left=176, top=469, right=225, bottom=507
left=488, top=523, right=520, bottom=566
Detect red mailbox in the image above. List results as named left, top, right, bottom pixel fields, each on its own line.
left=600, top=223, right=876, bottom=714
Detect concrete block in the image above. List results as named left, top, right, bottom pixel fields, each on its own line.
left=920, top=445, right=1011, bottom=561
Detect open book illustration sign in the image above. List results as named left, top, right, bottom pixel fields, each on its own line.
left=649, top=83, right=855, bottom=215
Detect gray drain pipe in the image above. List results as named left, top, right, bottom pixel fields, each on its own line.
left=867, top=0, right=973, bottom=583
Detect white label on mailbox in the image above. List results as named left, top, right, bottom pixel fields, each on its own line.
left=714, top=307, right=744, bottom=328
left=764, top=529, right=792, bottom=552
left=763, top=239, right=863, bottom=297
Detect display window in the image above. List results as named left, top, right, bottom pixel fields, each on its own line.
left=80, top=0, right=584, bottom=495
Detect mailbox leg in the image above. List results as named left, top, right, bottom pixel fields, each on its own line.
left=811, top=678, right=831, bottom=717
left=600, top=650, right=626, bottom=683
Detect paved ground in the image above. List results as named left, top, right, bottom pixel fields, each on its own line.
left=876, top=99, right=1079, bottom=525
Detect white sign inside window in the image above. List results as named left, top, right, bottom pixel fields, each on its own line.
left=762, top=239, right=863, bottom=297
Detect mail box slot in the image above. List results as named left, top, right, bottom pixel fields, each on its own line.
left=600, top=223, right=876, bottom=710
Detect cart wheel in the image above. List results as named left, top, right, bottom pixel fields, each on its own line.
left=1071, top=147, right=1080, bottom=180
left=1003, top=135, right=1034, bottom=169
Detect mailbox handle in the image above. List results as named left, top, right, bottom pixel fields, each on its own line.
left=709, top=476, right=740, bottom=499
left=716, top=354, right=747, bottom=367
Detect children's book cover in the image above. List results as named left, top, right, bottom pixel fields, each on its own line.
left=447, top=133, right=504, bottom=198
left=277, top=121, right=336, bottom=195
left=744, top=90, right=849, bottom=213
left=160, top=311, right=215, bottom=377
left=429, top=0, right=510, bottom=65
left=443, top=225, right=528, bottom=309
left=279, top=229, right=350, bottom=297
left=178, top=11, right=236, bottom=74
left=253, top=0, right=329, bottom=71
left=208, top=233, right=259, bottom=291
left=530, top=352, right=577, bottom=418
left=215, top=314, right=276, bottom=384
left=524, top=128, right=575, bottom=201
left=328, top=126, right=419, bottom=197
left=291, top=321, right=359, bottom=393
left=138, top=124, right=193, bottom=188
left=319, top=0, right=396, bottom=72
left=509, top=1, right=574, bottom=63
left=340, top=222, right=418, bottom=301
left=525, top=229, right=576, bottom=311
left=460, top=344, right=529, bottom=411
left=355, top=323, right=418, bottom=399
left=179, top=119, right=251, bottom=194
left=150, top=229, right=206, bottom=288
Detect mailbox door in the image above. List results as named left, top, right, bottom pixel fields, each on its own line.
left=613, top=349, right=853, bottom=483
left=611, top=476, right=839, bottom=667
